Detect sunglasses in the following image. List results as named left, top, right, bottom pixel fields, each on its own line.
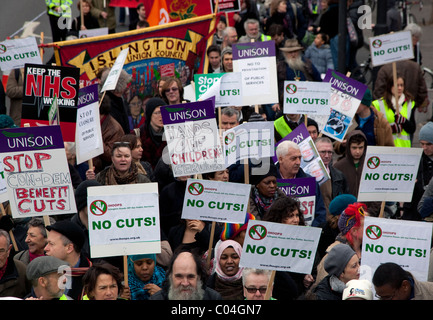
left=244, top=286, right=267, bottom=294
left=165, top=87, right=179, bottom=93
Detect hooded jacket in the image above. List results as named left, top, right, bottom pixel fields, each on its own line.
left=333, top=130, right=367, bottom=197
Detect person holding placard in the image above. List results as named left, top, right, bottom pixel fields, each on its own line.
left=372, top=75, right=416, bottom=148
left=373, top=262, right=433, bottom=300
left=87, top=142, right=151, bottom=185
left=373, top=60, right=428, bottom=114
left=207, top=240, right=244, bottom=300
left=69, top=0, right=100, bottom=37
left=305, top=244, right=360, bottom=300
left=263, top=195, right=318, bottom=298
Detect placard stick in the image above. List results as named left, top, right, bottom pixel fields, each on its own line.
left=392, top=62, right=399, bottom=114
left=378, top=201, right=386, bottom=218
left=80, top=0, right=85, bottom=29
left=0, top=203, right=18, bottom=251
left=206, top=221, right=216, bottom=268
left=264, top=270, right=276, bottom=300
left=40, top=32, right=44, bottom=62
left=123, top=255, right=129, bottom=287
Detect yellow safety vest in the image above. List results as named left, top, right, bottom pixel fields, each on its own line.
left=46, top=0, right=73, bottom=17
left=372, top=98, right=415, bottom=148
left=274, top=116, right=293, bottom=139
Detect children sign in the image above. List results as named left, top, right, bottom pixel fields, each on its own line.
left=357, top=146, right=422, bottom=202
left=361, top=216, right=432, bottom=281
left=87, top=183, right=160, bottom=258
left=369, top=30, right=414, bottom=67
left=240, top=220, right=321, bottom=274
left=161, top=100, right=225, bottom=177
left=182, top=179, right=250, bottom=223
left=0, top=125, right=77, bottom=218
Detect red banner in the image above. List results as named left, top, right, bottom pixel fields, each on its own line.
left=54, top=14, right=216, bottom=102
left=110, top=0, right=212, bottom=19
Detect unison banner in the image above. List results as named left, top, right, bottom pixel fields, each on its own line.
left=54, top=14, right=216, bottom=100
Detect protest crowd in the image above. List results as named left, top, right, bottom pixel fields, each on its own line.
left=1, top=0, right=433, bottom=304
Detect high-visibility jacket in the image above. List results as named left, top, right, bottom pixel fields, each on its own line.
left=372, top=98, right=415, bottom=148
left=46, top=0, right=73, bottom=17
left=274, top=116, right=293, bottom=139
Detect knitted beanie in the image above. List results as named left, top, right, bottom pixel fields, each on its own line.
left=419, top=122, right=433, bottom=144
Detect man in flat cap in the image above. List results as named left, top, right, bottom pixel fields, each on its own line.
left=25, top=256, right=73, bottom=300
left=45, top=220, right=91, bottom=300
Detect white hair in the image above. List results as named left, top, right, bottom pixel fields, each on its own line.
left=276, top=140, right=300, bottom=159
left=242, top=268, right=273, bottom=286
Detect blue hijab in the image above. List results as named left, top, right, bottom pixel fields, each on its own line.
left=128, top=254, right=166, bottom=300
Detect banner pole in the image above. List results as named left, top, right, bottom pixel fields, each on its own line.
left=264, top=270, right=276, bottom=300
left=206, top=221, right=216, bottom=269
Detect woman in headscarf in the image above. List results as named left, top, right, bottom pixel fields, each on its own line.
left=126, top=254, right=166, bottom=300
left=207, top=240, right=244, bottom=300
left=249, top=162, right=285, bottom=219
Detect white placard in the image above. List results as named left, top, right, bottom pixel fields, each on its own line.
left=100, top=48, right=129, bottom=92
left=182, top=179, right=250, bottom=223
left=361, top=216, right=432, bottom=282
left=87, top=183, right=161, bottom=258
left=369, top=30, right=414, bottom=67
left=357, top=146, right=422, bottom=202
left=283, top=81, right=331, bottom=115
left=240, top=220, right=322, bottom=274
left=0, top=37, right=41, bottom=71
left=223, top=121, right=274, bottom=166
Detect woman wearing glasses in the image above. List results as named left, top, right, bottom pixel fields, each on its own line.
left=160, top=77, right=185, bottom=105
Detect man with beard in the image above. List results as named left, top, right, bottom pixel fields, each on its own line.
left=150, top=250, right=221, bottom=300
left=274, top=39, right=321, bottom=141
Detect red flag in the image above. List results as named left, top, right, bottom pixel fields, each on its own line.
left=147, top=0, right=170, bottom=26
